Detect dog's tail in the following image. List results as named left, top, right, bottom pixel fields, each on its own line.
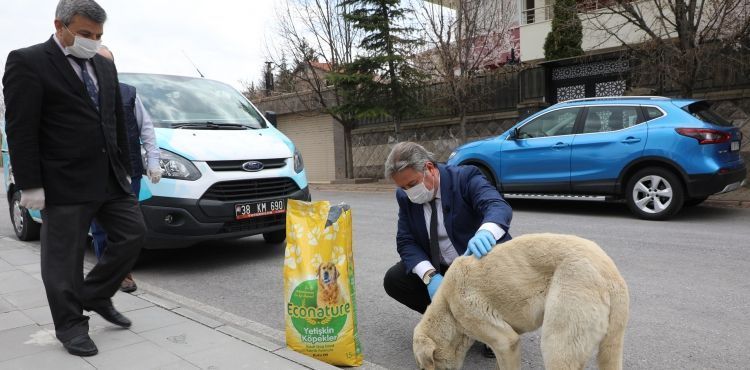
left=597, top=281, right=629, bottom=370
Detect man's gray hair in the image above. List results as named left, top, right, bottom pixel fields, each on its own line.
left=384, top=142, right=436, bottom=179
left=55, top=0, right=107, bottom=25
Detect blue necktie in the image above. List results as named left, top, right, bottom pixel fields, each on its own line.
left=69, top=56, right=99, bottom=111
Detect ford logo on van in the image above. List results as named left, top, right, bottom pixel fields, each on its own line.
left=242, top=161, right=264, bottom=172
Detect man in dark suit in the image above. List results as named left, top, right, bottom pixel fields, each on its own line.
left=3, top=0, right=146, bottom=356
left=382, top=141, right=513, bottom=358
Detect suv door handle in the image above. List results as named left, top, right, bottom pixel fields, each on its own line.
left=621, top=137, right=641, bottom=144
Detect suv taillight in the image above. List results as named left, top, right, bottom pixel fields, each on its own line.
left=675, top=128, right=731, bottom=144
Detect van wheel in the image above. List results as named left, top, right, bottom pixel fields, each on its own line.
left=9, top=191, right=41, bottom=241
left=263, top=229, right=286, bottom=244
left=625, top=167, right=684, bottom=220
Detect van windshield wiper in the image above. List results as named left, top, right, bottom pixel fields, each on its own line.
left=171, top=122, right=250, bottom=130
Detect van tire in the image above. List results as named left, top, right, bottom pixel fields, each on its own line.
left=9, top=191, right=41, bottom=241
left=263, top=229, right=286, bottom=244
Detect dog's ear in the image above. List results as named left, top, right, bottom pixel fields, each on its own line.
left=413, top=333, right=436, bottom=370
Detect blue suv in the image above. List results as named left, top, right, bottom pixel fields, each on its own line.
left=447, top=97, right=746, bottom=220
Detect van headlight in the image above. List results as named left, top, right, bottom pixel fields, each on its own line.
left=294, top=148, right=304, bottom=173
left=158, top=149, right=201, bottom=180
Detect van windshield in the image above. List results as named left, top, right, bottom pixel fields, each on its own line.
left=119, top=73, right=265, bottom=129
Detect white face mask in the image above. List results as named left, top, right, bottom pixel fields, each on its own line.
left=404, top=170, right=435, bottom=204
left=64, top=25, right=101, bottom=59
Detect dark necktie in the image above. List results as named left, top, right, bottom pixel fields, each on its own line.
left=68, top=56, right=99, bottom=111
left=429, top=199, right=441, bottom=269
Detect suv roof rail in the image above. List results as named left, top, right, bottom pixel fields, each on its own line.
left=562, top=96, right=670, bottom=103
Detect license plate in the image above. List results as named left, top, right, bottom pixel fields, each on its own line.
left=235, top=199, right=286, bottom=220
left=731, top=141, right=740, bottom=151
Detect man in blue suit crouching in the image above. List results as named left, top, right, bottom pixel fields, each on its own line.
left=382, top=141, right=513, bottom=358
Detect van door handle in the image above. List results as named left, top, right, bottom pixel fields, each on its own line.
left=621, top=137, right=641, bottom=144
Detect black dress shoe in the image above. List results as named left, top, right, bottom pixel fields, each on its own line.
left=63, top=334, right=98, bottom=356
left=85, top=304, right=132, bottom=328
left=482, top=344, right=496, bottom=358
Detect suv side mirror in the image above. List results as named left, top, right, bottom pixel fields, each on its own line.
left=264, top=111, right=277, bottom=128
left=509, top=127, right=519, bottom=140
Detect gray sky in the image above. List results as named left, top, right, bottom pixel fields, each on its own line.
left=0, top=0, right=278, bottom=90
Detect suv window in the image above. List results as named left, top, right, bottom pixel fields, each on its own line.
left=644, top=106, right=664, bottom=120
left=582, top=106, right=641, bottom=133
left=684, top=101, right=733, bottom=127
left=518, top=107, right=581, bottom=138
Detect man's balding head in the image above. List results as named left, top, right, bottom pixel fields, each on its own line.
left=97, top=45, right=113, bottom=61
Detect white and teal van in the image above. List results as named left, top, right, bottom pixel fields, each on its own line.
left=3, top=73, right=309, bottom=248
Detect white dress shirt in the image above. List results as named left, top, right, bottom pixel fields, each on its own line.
left=412, top=173, right=506, bottom=280
left=53, top=34, right=99, bottom=90
left=134, top=95, right=160, bottom=170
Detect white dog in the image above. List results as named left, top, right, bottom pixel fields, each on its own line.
left=413, top=233, right=629, bottom=370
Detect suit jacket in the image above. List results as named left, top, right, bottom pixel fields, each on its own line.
left=396, top=164, right=513, bottom=274
left=3, top=36, right=132, bottom=204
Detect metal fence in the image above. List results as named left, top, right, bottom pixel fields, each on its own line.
left=355, top=67, right=545, bottom=128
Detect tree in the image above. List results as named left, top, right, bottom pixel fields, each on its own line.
left=414, top=0, right=519, bottom=142
left=268, top=0, right=361, bottom=178
left=580, top=0, right=750, bottom=97
left=335, top=0, right=424, bottom=138
left=544, top=0, right=584, bottom=60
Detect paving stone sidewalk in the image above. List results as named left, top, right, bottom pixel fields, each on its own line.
left=0, top=236, right=338, bottom=370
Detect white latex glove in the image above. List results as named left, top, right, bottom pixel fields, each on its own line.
left=20, top=188, right=45, bottom=210
left=147, top=167, right=162, bottom=184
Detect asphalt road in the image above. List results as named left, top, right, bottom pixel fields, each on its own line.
left=3, top=188, right=750, bottom=369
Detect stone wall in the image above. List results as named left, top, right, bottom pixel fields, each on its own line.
left=352, top=111, right=519, bottom=179
left=707, top=94, right=750, bottom=185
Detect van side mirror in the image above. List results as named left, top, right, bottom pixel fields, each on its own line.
left=264, top=111, right=277, bottom=128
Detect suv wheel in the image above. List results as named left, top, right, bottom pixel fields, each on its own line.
left=9, top=191, right=41, bottom=241
left=263, top=229, right=286, bottom=244
left=625, top=167, right=684, bottom=220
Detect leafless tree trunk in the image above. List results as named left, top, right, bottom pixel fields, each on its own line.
left=580, top=0, right=750, bottom=97
left=267, top=0, right=361, bottom=178
left=413, top=0, right=518, bottom=142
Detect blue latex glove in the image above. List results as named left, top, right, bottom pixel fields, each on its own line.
left=427, top=273, right=444, bottom=300
left=464, top=229, right=496, bottom=259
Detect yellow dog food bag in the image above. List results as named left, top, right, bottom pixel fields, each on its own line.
left=284, top=200, right=363, bottom=366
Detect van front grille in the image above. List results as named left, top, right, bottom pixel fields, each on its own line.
left=207, top=158, right=287, bottom=172
left=202, top=178, right=300, bottom=201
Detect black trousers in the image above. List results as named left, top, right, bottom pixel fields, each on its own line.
left=383, top=261, right=450, bottom=314
left=40, top=173, right=146, bottom=342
